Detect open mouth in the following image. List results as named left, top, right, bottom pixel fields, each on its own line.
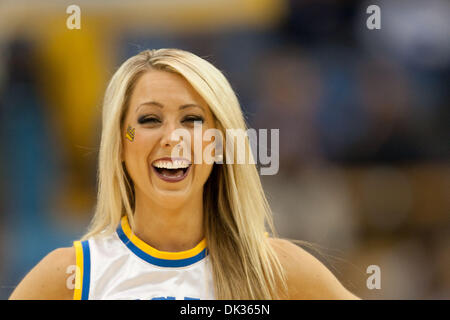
left=151, top=158, right=192, bottom=183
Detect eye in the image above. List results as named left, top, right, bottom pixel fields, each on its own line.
left=182, top=115, right=204, bottom=124
left=138, top=115, right=161, bottom=124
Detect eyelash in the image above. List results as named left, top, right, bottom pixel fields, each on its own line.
left=138, top=115, right=204, bottom=124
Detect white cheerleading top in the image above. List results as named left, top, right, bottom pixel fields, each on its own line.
left=73, top=216, right=215, bottom=300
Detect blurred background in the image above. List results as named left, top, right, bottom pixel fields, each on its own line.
left=0, top=0, right=448, bottom=299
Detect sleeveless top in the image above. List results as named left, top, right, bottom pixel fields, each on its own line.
left=73, top=216, right=215, bottom=300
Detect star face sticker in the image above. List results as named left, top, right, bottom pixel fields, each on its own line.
left=126, top=125, right=135, bottom=142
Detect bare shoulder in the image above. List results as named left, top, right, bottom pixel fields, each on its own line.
left=9, top=247, right=76, bottom=300
left=267, top=238, right=360, bottom=300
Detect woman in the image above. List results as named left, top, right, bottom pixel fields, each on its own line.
left=10, top=49, right=360, bottom=300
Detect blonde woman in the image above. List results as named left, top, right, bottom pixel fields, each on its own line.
left=10, top=49, right=360, bottom=300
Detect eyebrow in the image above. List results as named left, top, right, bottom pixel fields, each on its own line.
left=136, top=101, right=205, bottom=112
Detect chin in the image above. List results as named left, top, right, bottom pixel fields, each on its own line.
left=151, top=188, right=193, bottom=209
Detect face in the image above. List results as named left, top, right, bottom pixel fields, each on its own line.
left=122, top=69, right=216, bottom=209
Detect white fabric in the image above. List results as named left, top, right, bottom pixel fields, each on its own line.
left=84, top=232, right=215, bottom=300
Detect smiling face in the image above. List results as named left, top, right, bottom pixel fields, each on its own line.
left=122, top=69, right=216, bottom=209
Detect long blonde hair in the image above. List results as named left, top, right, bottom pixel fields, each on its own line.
left=82, top=48, right=288, bottom=299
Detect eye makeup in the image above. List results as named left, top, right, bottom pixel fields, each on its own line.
left=182, top=115, right=205, bottom=124
left=137, top=114, right=205, bottom=125
left=138, top=115, right=161, bottom=125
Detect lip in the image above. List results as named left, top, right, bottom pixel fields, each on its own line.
left=151, top=157, right=192, bottom=183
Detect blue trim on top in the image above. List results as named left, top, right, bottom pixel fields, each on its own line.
left=116, top=224, right=207, bottom=268
left=81, top=240, right=91, bottom=300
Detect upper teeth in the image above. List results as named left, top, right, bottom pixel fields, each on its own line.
left=153, top=159, right=190, bottom=169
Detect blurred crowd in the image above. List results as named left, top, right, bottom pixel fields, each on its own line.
left=0, top=0, right=449, bottom=299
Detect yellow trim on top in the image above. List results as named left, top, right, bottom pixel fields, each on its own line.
left=120, top=216, right=207, bottom=260
left=73, top=241, right=84, bottom=300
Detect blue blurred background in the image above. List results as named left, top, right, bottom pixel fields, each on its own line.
left=0, top=0, right=449, bottom=299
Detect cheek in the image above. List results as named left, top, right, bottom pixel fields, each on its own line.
left=123, top=129, right=157, bottom=169
left=199, top=139, right=216, bottom=178
left=190, top=124, right=218, bottom=160
left=187, top=129, right=215, bottom=183
left=193, top=163, right=214, bottom=188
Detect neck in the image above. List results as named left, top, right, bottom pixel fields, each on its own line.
left=132, top=191, right=204, bottom=252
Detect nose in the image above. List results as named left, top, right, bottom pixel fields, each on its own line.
left=160, top=121, right=181, bottom=149
left=160, top=120, right=191, bottom=153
